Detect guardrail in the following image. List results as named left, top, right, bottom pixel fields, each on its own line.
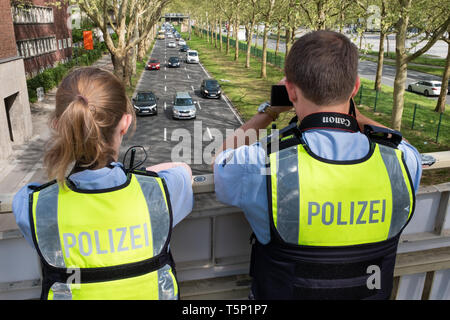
left=1, top=151, right=450, bottom=299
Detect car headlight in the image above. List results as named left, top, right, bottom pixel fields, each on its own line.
left=217, top=90, right=221, bottom=94
left=133, top=105, right=139, bottom=110
left=204, top=90, right=209, bottom=94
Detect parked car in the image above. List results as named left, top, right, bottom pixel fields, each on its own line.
left=180, top=45, right=190, bottom=52
left=132, top=92, right=158, bottom=116
left=172, top=92, right=196, bottom=120
left=407, top=80, right=442, bottom=97
left=200, top=79, right=222, bottom=99
left=145, top=59, right=160, bottom=70
left=168, top=56, right=181, bottom=68
left=179, top=39, right=186, bottom=46
left=186, top=50, right=199, bottom=64
left=167, top=41, right=176, bottom=48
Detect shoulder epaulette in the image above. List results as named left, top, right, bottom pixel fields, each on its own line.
left=363, top=124, right=402, bottom=149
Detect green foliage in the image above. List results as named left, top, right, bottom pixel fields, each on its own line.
left=26, top=43, right=105, bottom=103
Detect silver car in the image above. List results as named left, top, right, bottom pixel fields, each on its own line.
left=172, top=92, right=196, bottom=120
left=408, top=80, right=442, bottom=97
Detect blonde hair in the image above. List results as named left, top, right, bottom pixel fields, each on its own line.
left=44, top=67, right=136, bottom=184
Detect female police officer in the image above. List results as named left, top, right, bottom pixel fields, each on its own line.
left=13, top=67, right=193, bottom=299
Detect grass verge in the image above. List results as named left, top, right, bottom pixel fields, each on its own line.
left=183, top=31, right=450, bottom=185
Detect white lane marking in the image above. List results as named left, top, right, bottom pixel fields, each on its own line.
left=165, top=86, right=167, bottom=92
left=191, top=85, right=195, bottom=91
left=199, top=61, right=211, bottom=78
left=165, top=75, right=166, bottom=79
left=197, top=101, right=202, bottom=110
left=221, top=94, right=244, bottom=125
left=164, top=128, right=167, bottom=141
left=164, top=102, right=167, bottom=110
left=187, top=74, right=190, bottom=79
left=206, top=127, right=213, bottom=140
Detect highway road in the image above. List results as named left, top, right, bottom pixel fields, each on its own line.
left=119, top=38, right=243, bottom=175
left=358, top=60, right=450, bottom=105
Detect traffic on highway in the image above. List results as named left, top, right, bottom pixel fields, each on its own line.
left=121, top=23, right=243, bottom=175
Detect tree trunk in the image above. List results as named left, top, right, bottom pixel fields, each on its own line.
left=234, top=15, right=239, bottom=61
left=435, top=41, right=450, bottom=113
left=391, top=13, right=410, bottom=130
left=375, top=30, right=386, bottom=91
left=219, top=17, right=223, bottom=51
left=261, top=22, right=269, bottom=78
left=275, top=21, right=281, bottom=56
left=214, top=19, right=218, bottom=48
left=112, top=52, right=125, bottom=83
left=226, top=23, right=230, bottom=55
left=285, top=27, right=292, bottom=58
left=386, top=34, right=389, bottom=57
left=124, top=50, right=133, bottom=87
left=245, top=23, right=254, bottom=68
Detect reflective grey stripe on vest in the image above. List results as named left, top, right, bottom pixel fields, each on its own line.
left=135, top=175, right=176, bottom=299
left=271, top=145, right=300, bottom=244
left=135, top=175, right=171, bottom=256
left=49, top=283, right=72, bottom=300
left=158, top=264, right=178, bottom=300
left=378, top=145, right=412, bottom=238
left=34, top=183, right=66, bottom=268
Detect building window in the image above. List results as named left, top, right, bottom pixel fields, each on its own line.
left=67, top=38, right=72, bottom=48
left=58, top=39, right=62, bottom=50
left=63, top=39, right=67, bottom=49
left=17, top=36, right=57, bottom=59
left=12, top=5, right=54, bottom=24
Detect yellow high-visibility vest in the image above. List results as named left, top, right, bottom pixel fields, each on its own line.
left=269, top=143, right=415, bottom=246
left=30, top=171, right=178, bottom=300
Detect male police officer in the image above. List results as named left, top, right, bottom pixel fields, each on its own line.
left=213, top=30, right=422, bottom=300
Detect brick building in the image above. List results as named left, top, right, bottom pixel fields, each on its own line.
left=0, top=0, right=33, bottom=160
left=11, top=0, right=73, bottom=78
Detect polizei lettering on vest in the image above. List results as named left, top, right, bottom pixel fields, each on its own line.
left=322, top=116, right=351, bottom=127
left=308, top=200, right=386, bottom=226
left=62, top=223, right=151, bottom=258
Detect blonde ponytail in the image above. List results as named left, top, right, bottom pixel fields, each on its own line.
left=44, top=67, right=135, bottom=185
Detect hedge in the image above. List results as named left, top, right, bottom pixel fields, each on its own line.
left=27, top=42, right=107, bottom=102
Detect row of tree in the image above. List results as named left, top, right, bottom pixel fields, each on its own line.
left=71, top=0, right=171, bottom=87
left=169, top=0, right=450, bottom=130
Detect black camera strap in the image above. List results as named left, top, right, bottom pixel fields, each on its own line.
left=298, top=112, right=360, bottom=133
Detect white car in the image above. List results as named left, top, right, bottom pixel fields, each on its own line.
left=167, top=41, right=176, bottom=48
left=186, top=50, right=199, bottom=64
left=179, top=39, right=186, bottom=46
left=408, top=80, right=442, bottom=97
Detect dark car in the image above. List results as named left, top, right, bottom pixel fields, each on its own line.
left=132, top=92, right=158, bottom=116
left=200, top=79, right=222, bottom=99
left=180, top=45, right=190, bottom=52
left=168, top=56, right=181, bottom=68
left=146, top=59, right=160, bottom=70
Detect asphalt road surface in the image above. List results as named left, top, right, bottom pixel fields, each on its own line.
left=358, top=59, right=450, bottom=105
left=119, top=38, right=243, bottom=175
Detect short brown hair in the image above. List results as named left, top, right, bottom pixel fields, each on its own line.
left=44, top=67, right=136, bottom=184
left=285, top=30, right=358, bottom=106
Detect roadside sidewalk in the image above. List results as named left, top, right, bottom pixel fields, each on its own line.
left=0, top=54, right=113, bottom=206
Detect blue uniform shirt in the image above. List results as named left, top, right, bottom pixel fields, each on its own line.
left=214, top=129, right=423, bottom=245
left=13, top=162, right=194, bottom=248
